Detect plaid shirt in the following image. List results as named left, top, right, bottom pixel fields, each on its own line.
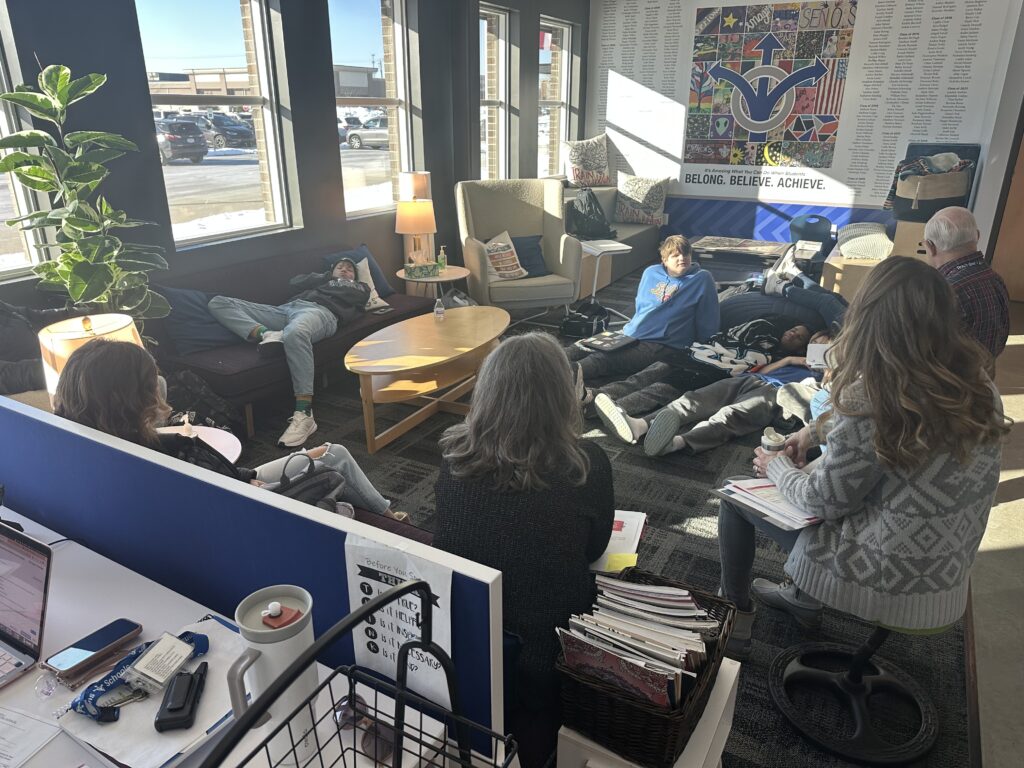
left=938, top=252, right=1009, bottom=358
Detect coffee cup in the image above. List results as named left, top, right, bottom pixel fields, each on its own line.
left=761, top=427, right=786, bottom=456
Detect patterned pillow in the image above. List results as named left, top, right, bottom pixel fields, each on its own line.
left=563, top=134, right=612, bottom=187
left=355, top=258, right=389, bottom=309
left=615, top=173, right=669, bottom=225
left=484, top=231, right=529, bottom=281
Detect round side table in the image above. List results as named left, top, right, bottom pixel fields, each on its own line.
left=396, top=265, right=472, bottom=299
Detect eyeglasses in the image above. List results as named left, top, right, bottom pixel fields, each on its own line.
left=333, top=693, right=396, bottom=763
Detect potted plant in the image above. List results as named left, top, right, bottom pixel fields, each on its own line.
left=0, top=64, right=169, bottom=334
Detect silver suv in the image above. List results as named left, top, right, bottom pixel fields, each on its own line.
left=345, top=116, right=388, bottom=150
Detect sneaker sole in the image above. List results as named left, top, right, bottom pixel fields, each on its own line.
left=278, top=423, right=317, bottom=448
left=644, top=410, right=682, bottom=456
left=594, top=394, right=636, bottom=444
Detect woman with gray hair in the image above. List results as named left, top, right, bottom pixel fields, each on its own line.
left=433, top=332, right=614, bottom=767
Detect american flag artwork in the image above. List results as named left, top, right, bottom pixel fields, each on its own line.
left=814, top=58, right=848, bottom=115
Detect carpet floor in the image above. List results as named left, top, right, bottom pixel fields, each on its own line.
left=237, top=272, right=971, bottom=768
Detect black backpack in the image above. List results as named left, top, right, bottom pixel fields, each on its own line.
left=571, top=188, right=617, bottom=240
left=165, top=370, right=243, bottom=434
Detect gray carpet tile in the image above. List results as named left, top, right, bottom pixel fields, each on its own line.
left=236, top=273, right=971, bottom=768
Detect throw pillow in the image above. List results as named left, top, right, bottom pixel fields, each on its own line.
left=323, top=244, right=395, bottom=297
left=563, top=134, right=612, bottom=187
left=510, top=235, right=548, bottom=277
left=615, top=173, right=669, bottom=225
left=484, top=231, right=529, bottom=281
left=158, top=286, right=240, bottom=356
left=355, top=258, right=389, bottom=310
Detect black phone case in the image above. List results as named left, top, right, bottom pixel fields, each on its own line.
left=154, top=669, right=204, bottom=731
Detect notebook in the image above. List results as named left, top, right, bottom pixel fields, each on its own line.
left=0, top=523, right=52, bottom=689
left=581, top=331, right=637, bottom=352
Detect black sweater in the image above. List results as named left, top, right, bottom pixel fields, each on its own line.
left=433, top=441, right=614, bottom=704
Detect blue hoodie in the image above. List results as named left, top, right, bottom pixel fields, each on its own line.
left=622, top=263, right=719, bottom=349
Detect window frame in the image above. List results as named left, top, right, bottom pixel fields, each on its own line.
left=479, top=4, right=511, bottom=180
left=145, top=0, right=291, bottom=248
left=537, top=16, right=573, bottom=179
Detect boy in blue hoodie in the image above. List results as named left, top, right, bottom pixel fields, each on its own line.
left=567, top=235, right=718, bottom=387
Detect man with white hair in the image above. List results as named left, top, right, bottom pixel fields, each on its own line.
left=924, top=206, right=1009, bottom=358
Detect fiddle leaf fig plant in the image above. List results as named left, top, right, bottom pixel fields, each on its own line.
left=0, top=64, right=169, bottom=330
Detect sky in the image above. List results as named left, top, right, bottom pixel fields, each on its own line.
left=135, top=0, right=385, bottom=74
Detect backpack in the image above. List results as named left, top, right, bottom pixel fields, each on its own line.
left=261, top=454, right=348, bottom=512
left=165, top=370, right=243, bottom=434
left=440, top=287, right=478, bottom=309
left=571, top=188, right=617, bottom=240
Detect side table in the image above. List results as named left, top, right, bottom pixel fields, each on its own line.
left=156, top=424, right=243, bottom=463
left=579, top=240, right=633, bottom=325
left=396, top=265, right=472, bottom=299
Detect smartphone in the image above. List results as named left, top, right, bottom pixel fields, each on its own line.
left=42, top=618, right=142, bottom=675
left=372, top=306, right=395, bottom=314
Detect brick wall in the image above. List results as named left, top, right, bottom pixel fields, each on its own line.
left=380, top=0, right=400, bottom=202
left=483, top=12, right=501, bottom=179
left=240, top=0, right=274, bottom=223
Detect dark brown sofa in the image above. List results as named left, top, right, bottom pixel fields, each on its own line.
left=150, top=249, right=434, bottom=435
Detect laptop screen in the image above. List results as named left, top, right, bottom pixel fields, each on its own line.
left=0, top=527, right=50, bottom=657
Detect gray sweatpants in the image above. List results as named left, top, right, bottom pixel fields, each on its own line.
left=646, top=375, right=780, bottom=454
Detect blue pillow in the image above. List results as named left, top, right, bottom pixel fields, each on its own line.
left=322, top=244, right=395, bottom=297
left=511, top=235, right=548, bottom=277
left=158, top=286, right=239, bottom=356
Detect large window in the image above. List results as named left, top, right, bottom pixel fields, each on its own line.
left=329, top=0, right=411, bottom=216
left=137, top=0, right=287, bottom=244
left=538, top=18, right=572, bottom=178
left=480, top=5, right=510, bottom=180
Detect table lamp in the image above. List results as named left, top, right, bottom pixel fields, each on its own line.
left=38, top=313, right=143, bottom=397
left=398, top=171, right=432, bottom=201
left=395, top=198, right=437, bottom=265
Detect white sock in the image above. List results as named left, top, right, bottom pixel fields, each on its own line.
left=626, top=414, right=648, bottom=440
left=670, top=436, right=686, bottom=452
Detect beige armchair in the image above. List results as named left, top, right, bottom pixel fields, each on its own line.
left=455, top=179, right=583, bottom=314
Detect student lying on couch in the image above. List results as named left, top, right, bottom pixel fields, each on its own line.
left=207, top=258, right=370, bottom=447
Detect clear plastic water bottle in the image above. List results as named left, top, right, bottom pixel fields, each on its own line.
left=434, top=298, right=445, bottom=321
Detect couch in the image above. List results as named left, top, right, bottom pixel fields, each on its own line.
left=150, top=249, right=434, bottom=436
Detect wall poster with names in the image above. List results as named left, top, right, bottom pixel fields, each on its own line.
left=345, top=535, right=454, bottom=709
left=587, top=0, right=1018, bottom=207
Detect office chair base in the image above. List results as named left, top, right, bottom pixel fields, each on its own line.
left=769, top=641, right=939, bottom=766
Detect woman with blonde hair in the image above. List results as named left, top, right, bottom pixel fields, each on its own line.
left=721, top=256, right=1008, bottom=659
left=434, top=332, right=614, bottom=766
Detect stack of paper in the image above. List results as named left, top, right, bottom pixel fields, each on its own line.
left=713, top=478, right=821, bottom=531
left=558, top=577, right=719, bottom=708
left=590, top=510, right=646, bottom=573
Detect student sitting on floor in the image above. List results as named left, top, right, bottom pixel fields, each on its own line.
left=53, top=339, right=398, bottom=519
left=207, top=257, right=370, bottom=447
left=433, top=333, right=614, bottom=768
left=566, top=235, right=718, bottom=395
left=721, top=257, right=1008, bottom=659
left=595, top=330, right=831, bottom=455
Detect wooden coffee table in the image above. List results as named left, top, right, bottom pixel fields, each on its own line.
left=344, top=306, right=510, bottom=453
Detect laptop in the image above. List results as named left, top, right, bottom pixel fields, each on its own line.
left=0, top=524, right=52, bottom=689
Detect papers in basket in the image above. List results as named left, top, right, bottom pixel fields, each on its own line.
left=558, top=577, right=720, bottom=708
left=713, top=478, right=821, bottom=531
left=590, top=510, right=646, bottom=573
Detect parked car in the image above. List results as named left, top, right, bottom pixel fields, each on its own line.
left=337, top=118, right=348, bottom=144
left=154, top=120, right=207, bottom=164
left=345, top=116, right=388, bottom=149
left=152, top=109, right=180, bottom=121
left=176, top=113, right=255, bottom=149
left=340, top=116, right=363, bottom=129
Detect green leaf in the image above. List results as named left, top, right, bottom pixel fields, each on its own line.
left=32, top=261, right=59, bottom=280
left=64, top=131, right=136, bottom=152
left=115, top=284, right=149, bottom=310
left=67, top=260, right=114, bottom=302
left=137, top=290, right=170, bottom=319
left=0, top=92, right=62, bottom=125
left=6, top=210, right=50, bottom=226
left=37, top=279, right=69, bottom=293
left=77, top=235, right=121, bottom=261
left=115, top=248, right=168, bottom=271
left=0, top=151, right=45, bottom=173
left=13, top=165, right=59, bottom=191
left=65, top=73, right=106, bottom=104
left=113, top=217, right=154, bottom=229
left=0, top=130, right=57, bottom=149
left=38, top=65, right=71, bottom=104
left=43, top=145, right=73, bottom=178
left=78, top=147, right=124, bottom=164
left=63, top=161, right=108, bottom=185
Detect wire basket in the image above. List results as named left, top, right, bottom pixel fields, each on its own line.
left=556, top=568, right=735, bottom=768
left=196, top=580, right=516, bottom=768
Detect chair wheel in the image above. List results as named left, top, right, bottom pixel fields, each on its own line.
left=768, top=641, right=939, bottom=765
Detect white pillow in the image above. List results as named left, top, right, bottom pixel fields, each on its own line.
left=484, top=231, right=529, bottom=281
left=356, top=259, right=389, bottom=309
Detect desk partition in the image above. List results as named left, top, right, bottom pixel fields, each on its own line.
left=0, top=398, right=503, bottom=736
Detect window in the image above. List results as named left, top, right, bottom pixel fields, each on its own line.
left=137, top=0, right=288, bottom=244
left=538, top=19, right=572, bottom=178
left=480, top=5, right=510, bottom=180
left=329, top=0, right=412, bottom=216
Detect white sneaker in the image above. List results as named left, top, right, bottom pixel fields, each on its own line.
left=278, top=411, right=317, bottom=447
left=763, top=271, right=789, bottom=297
left=763, top=245, right=801, bottom=284
left=258, top=330, right=284, bottom=357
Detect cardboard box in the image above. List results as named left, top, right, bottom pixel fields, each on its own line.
left=892, top=221, right=928, bottom=261
left=821, top=249, right=881, bottom=300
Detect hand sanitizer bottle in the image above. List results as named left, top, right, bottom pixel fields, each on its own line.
left=434, top=298, right=445, bottom=321
left=438, top=245, right=447, bottom=270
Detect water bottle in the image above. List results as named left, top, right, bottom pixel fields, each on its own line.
left=434, top=298, right=445, bottom=321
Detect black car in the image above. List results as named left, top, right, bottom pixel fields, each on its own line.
left=155, top=120, right=208, bottom=164
left=176, top=113, right=255, bottom=149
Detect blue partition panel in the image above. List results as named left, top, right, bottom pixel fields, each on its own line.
left=0, top=400, right=494, bottom=732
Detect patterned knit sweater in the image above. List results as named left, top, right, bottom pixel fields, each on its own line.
left=767, top=384, right=1002, bottom=629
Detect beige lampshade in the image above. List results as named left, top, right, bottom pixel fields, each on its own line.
left=398, top=171, right=432, bottom=201
left=395, top=199, right=437, bottom=235
left=38, top=313, right=143, bottom=396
